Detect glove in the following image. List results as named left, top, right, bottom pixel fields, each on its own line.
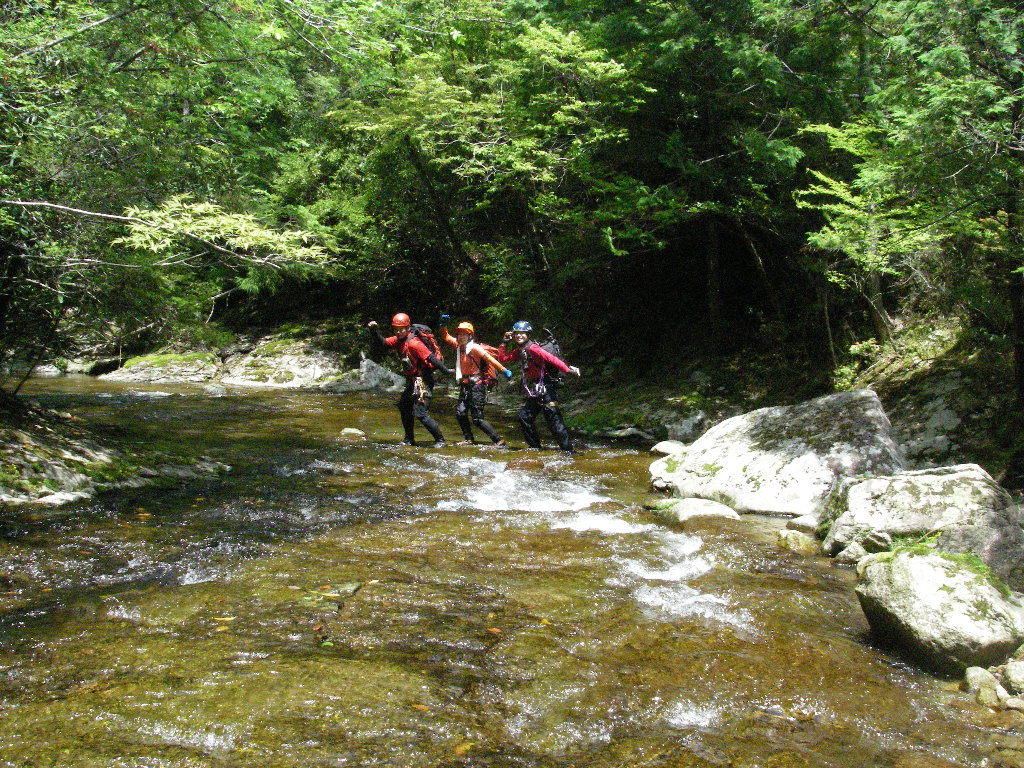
left=439, top=314, right=451, bottom=326
left=568, top=366, right=581, bottom=377
left=502, top=368, right=513, bottom=381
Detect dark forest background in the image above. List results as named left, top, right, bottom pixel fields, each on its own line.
left=3, top=0, right=1023, bottom=402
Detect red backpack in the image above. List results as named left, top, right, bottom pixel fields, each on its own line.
left=475, top=342, right=501, bottom=382
left=409, top=323, right=442, bottom=358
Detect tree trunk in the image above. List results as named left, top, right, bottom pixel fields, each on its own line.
left=864, top=270, right=893, bottom=343
left=403, top=136, right=479, bottom=276
left=705, top=217, right=724, bottom=351
left=1006, top=183, right=1024, bottom=405
left=737, top=221, right=784, bottom=323
left=0, top=243, right=26, bottom=342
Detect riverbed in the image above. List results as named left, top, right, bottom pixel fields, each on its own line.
left=0, top=378, right=1019, bottom=767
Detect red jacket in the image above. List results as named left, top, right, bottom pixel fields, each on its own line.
left=384, top=334, right=435, bottom=377
left=497, top=341, right=570, bottom=383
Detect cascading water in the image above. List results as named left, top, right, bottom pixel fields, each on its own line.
left=0, top=379, right=1018, bottom=767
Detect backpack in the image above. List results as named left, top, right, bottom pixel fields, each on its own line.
left=409, top=323, right=442, bottom=359
left=475, top=342, right=501, bottom=383
left=526, top=329, right=569, bottom=383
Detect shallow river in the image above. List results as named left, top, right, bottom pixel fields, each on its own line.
left=2, top=378, right=1022, bottom=767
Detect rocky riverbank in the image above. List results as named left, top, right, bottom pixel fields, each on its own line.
left=647, top=388, right=1024, bottom=691
left=0, top=399, right=228, bottom=506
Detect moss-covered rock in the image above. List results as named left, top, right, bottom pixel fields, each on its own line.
left=856, top=549, right=1024, bottom=675
left=103, top=352, right=220, bottom=383
left=0, top=405, right=227, bottom=506
left=650, top=389, right=906, bottom=518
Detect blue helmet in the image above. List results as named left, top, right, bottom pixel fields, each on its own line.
left=512, top=320, right=533, bottom=333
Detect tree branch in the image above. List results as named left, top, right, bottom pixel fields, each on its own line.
left=14, top=4, right=143, bottom=60
left=0, top=199, right=274, bottom=266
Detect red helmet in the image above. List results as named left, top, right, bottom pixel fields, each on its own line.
left=391, top=312, right=411, bottom=328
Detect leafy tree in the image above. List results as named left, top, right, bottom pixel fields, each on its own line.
left=0, top=0, right=338, bottom=392
left=799, top=0, right=1024, bottom=398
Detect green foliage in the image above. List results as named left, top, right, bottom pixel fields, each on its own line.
left=0, top=0, right=1022, bottom=397
left=798, top=0, right=1024, bottom=371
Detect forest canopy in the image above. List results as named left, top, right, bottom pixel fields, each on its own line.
left=2, top=0, right=1022, bottom=397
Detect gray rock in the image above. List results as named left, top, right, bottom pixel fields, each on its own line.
left=649, top=390, right=905, bottom=518
left=665, top=411, right=708, bottom=443
left=653, top=498, right=740, bottom=524
left=103, top=353, right=220, bottom=383
left=651, top=440, right=688, bottom=456
left=358, top=358, right=405, bottom=392
left=33, top=490, right=92, bottom=505
left=1005, top=660, right=1024, bottom=695
left=1005, top=697, right=1024, bottom=711
left=777, top=529, right=820, bottom=555
left=604, top=426, right=657, bottom=441
left=822, top=464, right=1024, bottom=590
left=862, top=529, right=893, bottom=553
left=786, top=514, right=820, bottom=535
left=835, top=541, right=869, bottom=564
left=963, top=665, right=999, bottom=694
left=978, top=683, right=1006, bottom=709
left=856, top=550, right=1024, bottom=674
left=220, top=336, right=347, bottom=388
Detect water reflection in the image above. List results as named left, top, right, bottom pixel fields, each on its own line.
left=0, top=378, right=1015, bottom=766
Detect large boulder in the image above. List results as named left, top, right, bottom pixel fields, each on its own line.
left=220, top=336, right=347, bottom=388
left=856, top=550, right=1024, bottom=675
left=321, top=358, right=404, bottom=393
left=822, top=464, right=1024, bottom=590
left=649, top=390, right=906, bottom=518
left=102, top=352, right=219, bottom=383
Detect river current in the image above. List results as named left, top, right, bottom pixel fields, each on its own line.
left=1, top=378, right=1021, bottom=767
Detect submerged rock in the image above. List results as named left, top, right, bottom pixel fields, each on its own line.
left=652, top=498, right=740, bottom=524
left=822, top=464, right=1024, bottom=590
left=505, top=456, right=545, bottom=471
left=649, top=389, right=905, bottom=518
left=0, top=409, right=229, bottom=506
left=777, top=529, right=820, bottom=555
left=856, top=550, right=1024, bottom=675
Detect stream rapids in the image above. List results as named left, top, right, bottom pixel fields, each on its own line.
left=1, top=378, right=1021, bottom=768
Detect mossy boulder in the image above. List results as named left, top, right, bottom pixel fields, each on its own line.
left=856, top=549, right=1024, bottom=675
left=102, top=352, right=219, bottom=383
left=221, top=334, right=348, bottom=388
left=650, top=389, right=906, bottom=517
left=822, top=464, right=1024, bottom=590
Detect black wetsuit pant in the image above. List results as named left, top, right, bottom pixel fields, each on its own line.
left=455, top=379, right=502, bottom=443
left=518, top=382, right=572, bottom=452
left=398, top=372, right=444, bottom=444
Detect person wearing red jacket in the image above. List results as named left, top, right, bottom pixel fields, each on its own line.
left=439, top=316, right=513, bottom=446
left=497, top=320, right=581, bottom=452
left=368, top=312, right=450, bottom=446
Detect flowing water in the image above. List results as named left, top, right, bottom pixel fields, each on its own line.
left=2, top=378, right=1022, bottom=767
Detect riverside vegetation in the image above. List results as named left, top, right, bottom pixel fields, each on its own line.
left=4, top=1, right=1024, bottom=761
